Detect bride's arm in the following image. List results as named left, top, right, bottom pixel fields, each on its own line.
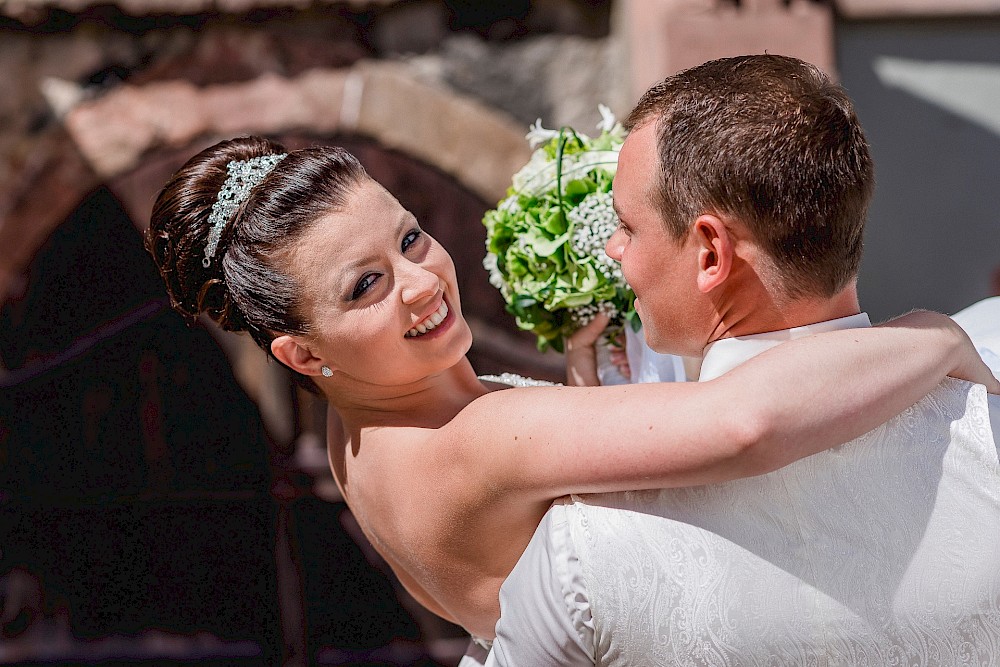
left=462, top=310, right=997, bottom=500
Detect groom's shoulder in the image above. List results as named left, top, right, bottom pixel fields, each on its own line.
left=985, top=384, right=1000, bottom=440
left=921, top=376, right=992, bottom=408
left=920, top=377, right=1000, bottom=439
left=857, top=378, right=998, bottom=449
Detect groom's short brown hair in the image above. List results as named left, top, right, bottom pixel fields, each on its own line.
left=625, top=54, right=874, bottom=298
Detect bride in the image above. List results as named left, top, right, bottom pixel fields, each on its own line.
left=146, top=136, right=995, bottom=640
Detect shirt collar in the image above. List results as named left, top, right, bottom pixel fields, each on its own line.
left=698, top=313, right=873, bottom=382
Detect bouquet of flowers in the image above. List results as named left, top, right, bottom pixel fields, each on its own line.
left=483, top=105, right=638, bottom=352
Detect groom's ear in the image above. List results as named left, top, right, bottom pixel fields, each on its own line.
left=693, top=214, right=733, bottom=294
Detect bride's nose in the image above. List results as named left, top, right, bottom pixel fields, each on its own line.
left=399, top=262, right=440, bottom=305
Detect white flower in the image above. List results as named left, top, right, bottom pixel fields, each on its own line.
left=498, top=194, right=521, bottom=213
left=596, top=104, right=616, bottom=132
left=511, top=148, right=554, bottom=194
left=511, top=148, right=621, bottom=197
left=570, top=148, right=621, bottom=178
left=568, top=300, right=621, bottom=327
left=525, top=118, right=560, bottom=149
left=568, top=191, right=625, bottom=284
left=482, top=252, right=509, bottom=296
left=596, top=103, right=626, bottom=139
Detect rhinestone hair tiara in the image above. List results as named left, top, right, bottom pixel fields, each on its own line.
left=202, top=153, right=287, bottom=268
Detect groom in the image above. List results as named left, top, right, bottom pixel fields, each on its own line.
left=481, top=55, right=1000, bottom=664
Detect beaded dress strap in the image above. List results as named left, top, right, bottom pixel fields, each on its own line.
left=477, top=372, right=561, bottom=388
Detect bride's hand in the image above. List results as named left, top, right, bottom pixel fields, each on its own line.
left=608, top=330, right=631, bottom=380
left=878, top=310, right=1000, bottom=394
left=565, top=314, right=610, bottom=386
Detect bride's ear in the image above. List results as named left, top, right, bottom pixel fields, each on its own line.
left=271, top=335, right=332, bottom=377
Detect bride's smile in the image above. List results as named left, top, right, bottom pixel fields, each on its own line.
left=280, top=177, right=473, bottom=386
left=405, top=298, right=453, bottom=339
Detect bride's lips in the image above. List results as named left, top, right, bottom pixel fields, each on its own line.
left=404, top=296, right=456, bottom=341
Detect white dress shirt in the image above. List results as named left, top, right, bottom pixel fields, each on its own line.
left=698, top=313, right=872, bottom=381
left=481, top=310, right=1000, bottom=666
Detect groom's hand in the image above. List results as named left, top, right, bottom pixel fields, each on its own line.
left=608, top=330, right=631, bottom=380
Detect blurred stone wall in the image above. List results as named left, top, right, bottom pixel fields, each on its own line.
left=0, top=5, right=616, bottom=655
left=0, top=1, right=620, bottom=309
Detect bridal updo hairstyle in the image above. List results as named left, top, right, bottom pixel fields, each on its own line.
left=147, top=136, right=368, bottom=387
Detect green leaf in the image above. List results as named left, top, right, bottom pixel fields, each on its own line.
left=542, top=209, right=567, bottom=235
left=530, top=233, right=569, bottom=258
left=626, top=308, right=642, bottom=332
left=553, top=293, right=595, bottom=308
left=564, top=178, right=595, bottom=198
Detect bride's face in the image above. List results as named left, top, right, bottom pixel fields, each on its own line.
left=285, top=178, right=473, bottom=385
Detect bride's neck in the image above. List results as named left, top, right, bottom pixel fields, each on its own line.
left=328, top=357, right=487, bottom=430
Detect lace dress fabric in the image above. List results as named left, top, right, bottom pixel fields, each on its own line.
left=478, top=373, right=560, bottom=388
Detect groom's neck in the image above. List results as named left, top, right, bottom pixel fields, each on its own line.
left=705, top=283, right=861, bottom=348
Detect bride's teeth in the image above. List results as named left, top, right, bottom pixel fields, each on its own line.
left=406, top=301, right=450, bottom=338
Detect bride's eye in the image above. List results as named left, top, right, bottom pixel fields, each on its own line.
left=402, top=230, right=422, bottom=252
left=351, top=273, right=380, bottom=300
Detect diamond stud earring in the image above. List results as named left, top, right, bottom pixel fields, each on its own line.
left=321, top=366, right=333, bottom=377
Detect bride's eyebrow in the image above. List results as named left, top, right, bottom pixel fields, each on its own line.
left=335, top=212, right=416, bottom=286
left=397, top=210, right=417, bottom=231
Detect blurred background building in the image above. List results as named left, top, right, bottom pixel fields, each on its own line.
left=0, top=1, right=997, bottom=665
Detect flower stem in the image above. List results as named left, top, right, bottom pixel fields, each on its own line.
left=555, top=127, right=569, bottom=226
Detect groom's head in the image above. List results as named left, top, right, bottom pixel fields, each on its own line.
left=607, top=54, right=874, bottom=355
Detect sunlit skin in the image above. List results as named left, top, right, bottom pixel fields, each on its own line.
left=271, top=179, right=530, bottom=631
left=606, top=122, right=862, bottom=359
left=262, top=177, right=993, bottom=640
